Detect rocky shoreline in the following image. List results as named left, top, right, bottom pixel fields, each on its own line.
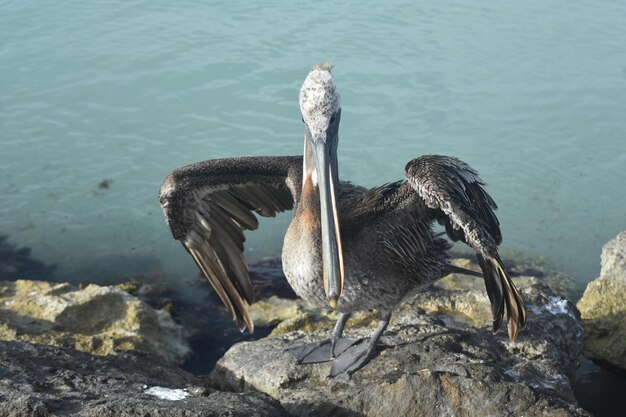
left=0, top=340, right=288, bottom=417
left=577, top=231, right=626, bottom=373
left=212, top=283, right=588, bottom=417
left=1, top=232, right=625, bottom=416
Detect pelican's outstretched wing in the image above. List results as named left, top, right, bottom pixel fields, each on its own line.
left=404, top=155, right=526, bottom=340
left=159, top=156, right=302, bottom=332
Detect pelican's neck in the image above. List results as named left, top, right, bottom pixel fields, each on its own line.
left=303, top=137, right=318, bottom=188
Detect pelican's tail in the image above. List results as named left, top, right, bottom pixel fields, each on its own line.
left=476, top=253, right=527, bottom=340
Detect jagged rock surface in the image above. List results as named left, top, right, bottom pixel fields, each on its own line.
left=577, top=231, right=626, bottom=371
left=212, top=284, right=590, bottom=417
left=0, top=340, right=289, bottom=417
left=250, top=264, right=540, bottom=338
left=0, top=279, right=189, bottom=363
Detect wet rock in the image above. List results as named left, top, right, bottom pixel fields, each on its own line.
left=212, top=284, right=589, bottom=417
left=577, top=231, right=626, bottom=371
left=0, top=279, right=189, bottom=364
left=0, top=340, right=289, bottom=417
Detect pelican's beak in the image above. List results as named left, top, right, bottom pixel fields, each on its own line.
left=307, top=110, right=344, bottom=308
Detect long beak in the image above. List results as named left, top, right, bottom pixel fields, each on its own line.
left=311, top=132, right=344, bottom=309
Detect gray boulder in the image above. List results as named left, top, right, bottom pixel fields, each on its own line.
left=0, top=340, right=289, bottom=417
left=211, top=285, right=590, bottom=417
left=577, top=231, right=626, bottom=371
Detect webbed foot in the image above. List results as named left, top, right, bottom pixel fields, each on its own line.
left=328, top=310, right=392, bottom=377
left=328, top=338, right=378, bottom=377
left=284, top=338, right=360, bottom=364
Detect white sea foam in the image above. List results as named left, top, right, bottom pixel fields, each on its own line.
left=530, top=296, right=575, bottom=320
left=544, top=296, right=571, bottom=316
left=144, top=386, right=189, bottom=401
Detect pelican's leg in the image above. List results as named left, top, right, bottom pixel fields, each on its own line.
left=329, top=310, right=391, bottom=377
left=284, top=312, right=359, bottom=364
left=330, top=312, right=351, bottom=357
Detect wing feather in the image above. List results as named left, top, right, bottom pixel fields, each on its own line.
left=211, top=192, right=259, bottom=230
left=160, top=156, right=301, bottom=332
left=405, top=155, right=526, bottom=340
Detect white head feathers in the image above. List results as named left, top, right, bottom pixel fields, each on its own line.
left=299, top=63, right=341, bottom=140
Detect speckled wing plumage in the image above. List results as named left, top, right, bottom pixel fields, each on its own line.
left=405, top=155, right=527, bottom=340
left=159, top=156, right=302, bottom=332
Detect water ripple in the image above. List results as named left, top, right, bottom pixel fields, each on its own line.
left=0, top=0, right=625, bottom=287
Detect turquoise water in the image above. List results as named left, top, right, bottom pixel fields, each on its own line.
left=1, top=1, right=625, bottom=294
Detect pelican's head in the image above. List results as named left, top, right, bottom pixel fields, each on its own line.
left=299, top=63, right=341, bottom=145
left=299, top=64, right=344, bottom=309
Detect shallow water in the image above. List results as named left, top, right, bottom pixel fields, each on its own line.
left=575, top=357, right=626, bottom=417
left=1, top=2, right=625, bottom=295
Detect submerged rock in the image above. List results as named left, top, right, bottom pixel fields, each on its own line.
left=0, top=279, right=189, bottom=363
left=0, top=340, right=288, bottom=417
left=577, top=231, right=626, bottom=371
left=212, top=282, right=589, bottom=417
left=0, top=235, right=56, bottom=281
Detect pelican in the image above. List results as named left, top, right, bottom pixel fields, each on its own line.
left=159, top=64, right=526, bottom=376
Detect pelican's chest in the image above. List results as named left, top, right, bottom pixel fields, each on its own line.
left=281, top=217, right=327, bottom=306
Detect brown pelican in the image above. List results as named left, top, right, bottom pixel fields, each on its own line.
left=159, top=64, right=526, bottom=377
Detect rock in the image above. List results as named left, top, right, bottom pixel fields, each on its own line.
left=577, top=231, right=626, bottom=371
left=250, top=296, right=309, bottom=328
left=211, top=283, right=589, bottom=417
left=404, top=269, right=539, bottom=329
left=259, top=267, right=538, bottom=337
left=597, top=232, right=626, bottom=281
left=0, top=340, right=289, bottom=417
left=0, top=279, right=189, bottom=364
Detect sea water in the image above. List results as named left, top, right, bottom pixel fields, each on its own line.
left=1, top=0, right=625, bottom=294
